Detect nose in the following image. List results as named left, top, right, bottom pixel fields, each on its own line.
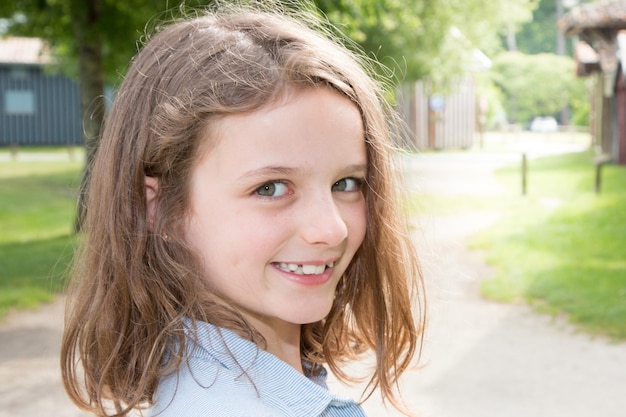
left=299, top=193, right=349, bottom=247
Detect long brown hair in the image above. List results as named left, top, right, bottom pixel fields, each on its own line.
left=61, top=5, right=425, bottom=416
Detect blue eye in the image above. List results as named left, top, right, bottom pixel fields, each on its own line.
left=255, top=181, right=290, bottom=197
left=332, top=178, right=363, bottom=192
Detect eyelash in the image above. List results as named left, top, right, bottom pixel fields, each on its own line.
left=254, top=181, right=292, bottom=198
left=253, top=177, right=365, bottom=199
left=332, top=177, right=364, bottom=192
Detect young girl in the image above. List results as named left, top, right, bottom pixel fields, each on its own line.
left=61, top=5, right=425, bottom=417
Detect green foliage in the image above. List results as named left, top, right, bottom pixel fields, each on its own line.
left=450, top=0, right=538, bottom=55
left=316, top=0, right=538, bottom=90
left=0, top=0, right=195, bottom=83
left=313, top=0, right=448, bottom=82
left=568, top=77, right=592, bottom=126
left=515, top=0, right=561, bottom=54
left=1, top=0, right=538, bottom=87
left=0, top=152, right=82, bottom=317
left=490, top=51, right=587, bottom=124
left=2, top=0, right=437, bottom=84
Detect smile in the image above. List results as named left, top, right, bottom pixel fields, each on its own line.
left=274, top=261, right=335, bottom=275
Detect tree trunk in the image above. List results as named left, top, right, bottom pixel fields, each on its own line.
left=556, top=0, right=566, bottom=56
left=69, top=0, right=105, bottom=231
left=505, top=24, right=517, bottom=51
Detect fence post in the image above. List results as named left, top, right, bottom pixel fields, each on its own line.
left=594, top=154, right=611, bottom=194
left=521, top=153, right=527, bottom=196
left=10, top=143, right=19, bottom=161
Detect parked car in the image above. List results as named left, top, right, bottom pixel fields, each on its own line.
left=529, top=116, right=558, bottom=133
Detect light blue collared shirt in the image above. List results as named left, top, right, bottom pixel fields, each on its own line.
left=149, top=320, right=367, bottom=416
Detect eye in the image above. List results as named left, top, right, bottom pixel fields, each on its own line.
left=332, top=177, right=363, bottom=192
left=254, top=181, right=291, bottom=198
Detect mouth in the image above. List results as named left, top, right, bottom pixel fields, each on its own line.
left=273, top=261, right=335, bottom=276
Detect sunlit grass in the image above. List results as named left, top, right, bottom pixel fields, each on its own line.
left=0, top=149, right=82, bottom=318
left=471, top=151, right=626, bottom=339
left=409, top=148, right=626, bottom=340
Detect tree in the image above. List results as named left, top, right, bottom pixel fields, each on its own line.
left=514, top=0, right=597, bottom=55
left=0, top=0, right=207, bottom=227
left=315, top=0, right=538, bottom=88
left=0, top=0, right=173, bottom=156
left=490, top=51, right=587, bottom=125
left=314, top=0, right=450, bottom=83
left=516, top=0, right=562, bottom=54
left=448, top=0, right=538, bottom=55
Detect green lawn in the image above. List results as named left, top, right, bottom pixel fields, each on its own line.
left=410, top=148, right=626, bottom=340
left=471, top=151, right=626, bottom=340
left=0, top=150, right=83, bottom=318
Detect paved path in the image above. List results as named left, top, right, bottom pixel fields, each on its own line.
left=0, top=297, right=89, bottom=417
left=2, top=144, right=625, bottom=417
left=332, top=210, right=626, bottom=417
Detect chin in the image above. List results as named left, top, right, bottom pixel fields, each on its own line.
left=289, top=304, right=334, bottom=325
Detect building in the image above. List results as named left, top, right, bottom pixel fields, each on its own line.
left=560, top=0, right=626, bottom=165
left=396, top=28, right=492, bottom=150
left=0, top=36, right=82, bottom=146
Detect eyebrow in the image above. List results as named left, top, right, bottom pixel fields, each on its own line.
left=341, top=163, right=368, bottom=177
left=239, top=166, right=299, bottom=181
left=239, top=164, right=368, bottom=181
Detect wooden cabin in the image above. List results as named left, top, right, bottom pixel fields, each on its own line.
left=560, top=0, right=626, bottom=165
left=0, top=37, right=81, bottom=146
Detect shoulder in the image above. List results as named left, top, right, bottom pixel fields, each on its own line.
left=148, top=321, right=365, bottom=417
left=149, top=356, right=284, bottom=417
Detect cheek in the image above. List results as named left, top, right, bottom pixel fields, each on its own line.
left=348, top=200, right=368, bottom=248
left=182, top=205, right=228, bottom=262
left=185, top=208, right=281, bottom=268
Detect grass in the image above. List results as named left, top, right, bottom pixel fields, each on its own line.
left=0, top=148, right=83, bottom=318
left=469, top=151, right=626, bottom=340
left=408, top=137, right=626, bottom=340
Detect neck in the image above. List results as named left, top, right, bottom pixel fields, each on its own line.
left=250, top=319, right=303, bottom=373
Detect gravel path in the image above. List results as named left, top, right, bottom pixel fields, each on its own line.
left=2, top=146, right=625, bottom=417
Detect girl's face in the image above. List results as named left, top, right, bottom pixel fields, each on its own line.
left=184, top=88, right=367, bottom=341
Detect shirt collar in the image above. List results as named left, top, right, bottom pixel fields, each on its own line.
left=184, top=319, right=360, bottom=415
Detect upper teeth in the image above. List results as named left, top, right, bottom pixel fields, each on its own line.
left=276, top=262, right=335, bottom=275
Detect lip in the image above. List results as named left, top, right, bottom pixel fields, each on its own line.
left=271, top=260, right=337, bottom=286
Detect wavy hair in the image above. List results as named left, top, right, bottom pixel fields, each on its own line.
left=61, top=5, right=425, bottom=416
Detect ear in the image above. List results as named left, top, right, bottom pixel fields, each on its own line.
left=145, top=176, right=160, bottom=231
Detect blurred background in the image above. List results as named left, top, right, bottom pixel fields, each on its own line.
left=0, top=1, right=625, bottom=416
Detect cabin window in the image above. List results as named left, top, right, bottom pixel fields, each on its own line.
left=5, top=90, right=35, bottom=115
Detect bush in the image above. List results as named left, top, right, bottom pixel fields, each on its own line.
left=490, top=51, right=588, bottom=125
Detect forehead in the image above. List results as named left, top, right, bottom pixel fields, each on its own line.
left=194, top=88, right=367, bottom=176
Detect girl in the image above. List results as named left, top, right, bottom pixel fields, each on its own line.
left=61, top=4, right=425, bottom=417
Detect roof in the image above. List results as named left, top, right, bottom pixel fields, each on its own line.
left=619, top=30, right=626, bottom=72
left=575, top=40, right=599, bottom=64
left=0, top=37, right=52, bottom=65
left=573, top=40, right=600, bottom=76
left=560, top=0, right=626, bottom=36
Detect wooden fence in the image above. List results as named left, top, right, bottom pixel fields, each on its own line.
left=397, top=77, right=476, bottom=150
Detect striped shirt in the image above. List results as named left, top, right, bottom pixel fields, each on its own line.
left=149, top=320, right=367, bottom=416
